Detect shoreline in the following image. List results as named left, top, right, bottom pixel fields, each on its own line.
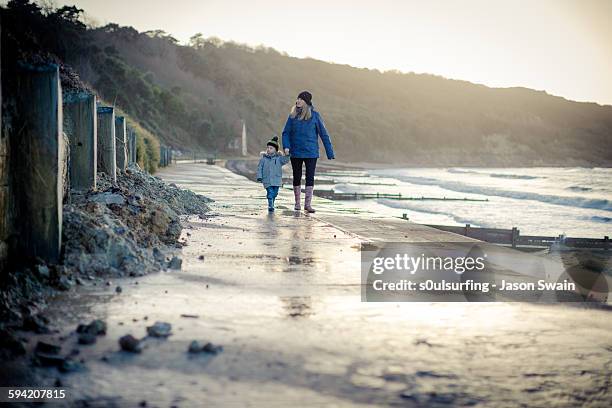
left=219, top=155, right=612, bottom=171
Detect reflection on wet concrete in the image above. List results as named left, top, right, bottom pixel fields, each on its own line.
left=19, top=163, right=612, bottom=407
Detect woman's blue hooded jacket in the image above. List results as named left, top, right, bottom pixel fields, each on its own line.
left=281, top=107, right=335, bottom=159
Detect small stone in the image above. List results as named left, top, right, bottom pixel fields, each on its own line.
left=59, top=358, right=83, bottom=373
left=201, top=342, right=223, bottom=354
left=168, top=256, right=182, bottom=270
left=57, top=276, right=73, bottom=291
left=77, top=319, right=107, bottom=336
left=146, top=322, right=172, bottom=338
left=35, top=352, right=65, bottom=367
left=35, top=265, right=50, bottom=279
left=119, top=335, right=142, bottom=353
left=198, top=255, right=205, bottom=260
left=35, top=341, right=61, bottom=355
left=91, top=192, right=125, bottom=205
left=116, top=286, right=122, bottom=293
left=188, top=340, right=201, bottom=353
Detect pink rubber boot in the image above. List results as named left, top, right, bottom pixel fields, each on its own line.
left=293, top=186, right=301, bottom=210
left=304, top=186, right=315, bottom=213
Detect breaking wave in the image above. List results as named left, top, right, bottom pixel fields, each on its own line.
left=381, top=174, right=612, bottom=212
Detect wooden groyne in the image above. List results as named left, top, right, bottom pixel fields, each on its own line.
left=159, top=145, right=173, bottom=167
left=314, top=190, right=488, bottom=202
left=402, top=218, right=611, bottom=250
left=0, top=64, right=165, bottom=268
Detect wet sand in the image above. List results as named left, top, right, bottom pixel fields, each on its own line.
left=7, top=162, right=611, bottom=407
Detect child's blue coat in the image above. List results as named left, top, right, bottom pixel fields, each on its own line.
left=256, top=152, right=290, bottom=188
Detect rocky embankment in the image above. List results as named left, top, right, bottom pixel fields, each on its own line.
left=0, top=164, right=212, bottom=358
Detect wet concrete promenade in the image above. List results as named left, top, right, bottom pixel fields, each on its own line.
left=16, top=162, right=611, bottom=407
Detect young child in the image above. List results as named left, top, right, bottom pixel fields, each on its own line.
left=256, top=136, right=290, bottom=211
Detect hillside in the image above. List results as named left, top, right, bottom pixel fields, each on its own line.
left=3, top=0, right=612, bottom=166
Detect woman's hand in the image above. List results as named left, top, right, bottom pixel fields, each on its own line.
left=284, top=148, right=290, bottom=155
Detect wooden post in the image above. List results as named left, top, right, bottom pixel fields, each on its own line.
left=132, top=129, right=137, bottom=164
left=63, top=91, right=97, bottom=191
left=127, top=127, right=137, bottom=165
left=159, top=146, right=165, bottom=167
left=96, top=106, right=116, bottom=183
left=464, top=224, right=471, bottom=237
left=115, top=115, right=127, bottom=171
left=0, top=30, right=7, bottom=267
left=511, top=227, right=519, bottom=248
left=9, top=63, right=63, bottom=263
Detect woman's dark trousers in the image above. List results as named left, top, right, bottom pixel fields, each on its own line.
left=291, top=158, right=317, bottom=186
left=290, top=158, right=318, bottom=212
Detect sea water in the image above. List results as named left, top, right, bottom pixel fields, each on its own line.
left=327, top=167, right=612, bottom=238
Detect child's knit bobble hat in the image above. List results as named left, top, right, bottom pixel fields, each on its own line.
left=267, top=136, right=279, bottom=151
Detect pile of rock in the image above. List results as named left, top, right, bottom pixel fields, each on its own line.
left=0, top=164, right=211, bottom=341
left=62, top=164, right=211, bottom=278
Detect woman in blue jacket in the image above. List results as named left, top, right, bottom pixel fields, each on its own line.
left=282, top=91, right=335, bottom=213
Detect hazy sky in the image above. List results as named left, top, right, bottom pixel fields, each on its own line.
left=53, top=0, right=612, bottom=105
